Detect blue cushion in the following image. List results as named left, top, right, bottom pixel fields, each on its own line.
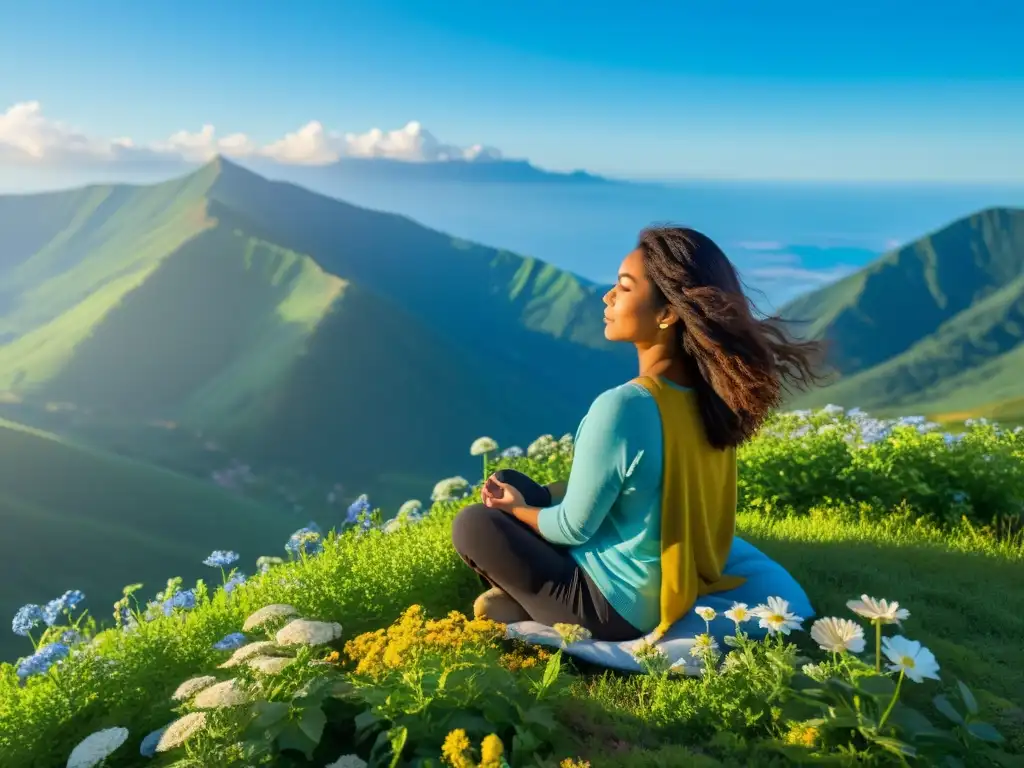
left=505, top=537, right=814, bottom=674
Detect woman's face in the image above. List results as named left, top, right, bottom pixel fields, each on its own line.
left=602, top=248, right=671, bottom=343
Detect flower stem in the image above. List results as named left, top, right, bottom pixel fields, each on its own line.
left=875, top=620, right=882, bottom=673
left=877, top=669, right=904, bottom=730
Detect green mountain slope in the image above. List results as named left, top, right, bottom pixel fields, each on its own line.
left=782, top=207, right=1024, bottom=417
left=0, top=159, right=629, bottom=506
left=0, top=417, right=302, bottom=661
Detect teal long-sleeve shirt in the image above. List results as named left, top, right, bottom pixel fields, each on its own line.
left=536, top=380, right=686, bottom=633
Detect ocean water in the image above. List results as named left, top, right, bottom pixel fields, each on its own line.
left=273, top=174, right=1024, bottom=309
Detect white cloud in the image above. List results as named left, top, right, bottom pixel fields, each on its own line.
left=0, top=101, right=504, bottom=168
left=747, top=264, right=857, bottom=285
left=736, top=240, right=785, bottom=252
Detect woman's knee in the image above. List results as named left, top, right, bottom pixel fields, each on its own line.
left=451, top=503, right=503, bottom=558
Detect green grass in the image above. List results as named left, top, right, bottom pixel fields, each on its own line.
left=1, top=412, right=1022, bottom=767
left=0, top=417, right=305, bottom=662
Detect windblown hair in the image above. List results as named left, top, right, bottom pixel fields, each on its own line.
left=638, top=226, right=827, bottom=449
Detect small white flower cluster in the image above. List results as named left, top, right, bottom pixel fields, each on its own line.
left=431, top=476, right=471, bottom=502
left=66, top=727, right=128, bottom=768
left=144, top=604, right=345, bottom=756
left=470, top=436, right=499, bottom=456
left=527, top=434, right=559, bottom=459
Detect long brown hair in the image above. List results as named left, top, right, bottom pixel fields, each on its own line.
left=638, top=226, right=826, bottom=449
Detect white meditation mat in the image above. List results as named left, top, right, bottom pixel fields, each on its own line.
left=505, top=537, right=815, bottom=675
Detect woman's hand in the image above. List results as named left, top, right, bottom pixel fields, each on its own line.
left=482, top=474, right=526, bottom=513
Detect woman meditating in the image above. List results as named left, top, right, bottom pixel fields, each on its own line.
left=451, top=227, right=823, bottom=641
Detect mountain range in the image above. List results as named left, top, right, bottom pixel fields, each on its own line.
left=1, top=160, right=1022, bottom=660
left=0, top=157, right=632, bottom=509
left=781, top=206, right=1024, bottom=420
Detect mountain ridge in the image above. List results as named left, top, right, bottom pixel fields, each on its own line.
left=781, top=205, right=1024, bottom=418
left=0, top=157, right=631, bottom=506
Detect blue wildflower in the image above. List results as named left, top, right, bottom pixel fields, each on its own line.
left=224, top=572, right=247, bottom=594
left=12, top=604, right=44, bottom=636
left=41, top=590, right=85, bottom=627
left=139, top=726, right=168, bottom=758
left=499, top=446, right=524, bottom=458
left=203, top=550, right=240, bottom=568
left=285, top=524, right=323, bottom=557
left=60, top=629, right=85, bottom=646
left=858, top=417, right=892, bottom=445
left=162, top=589, right=196, bottom=616
left=15, top=642, right=70, bottom=681
left=213, top=631, right=247, bottom=651
left=42, top=599, right=63, bottom=627
left=346, top=494, right=372, bottom=524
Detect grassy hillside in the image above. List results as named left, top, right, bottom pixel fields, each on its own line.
left=0, top=159, right=630, bottom=505
left=783, top=207, right=1024, bottom=415
left=1, top=412, right=1022, bottom=767
left=0, top=417, right=303, bottom=661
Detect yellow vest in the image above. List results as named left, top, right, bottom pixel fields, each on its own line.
left=632, top=376, right=745, bottom=640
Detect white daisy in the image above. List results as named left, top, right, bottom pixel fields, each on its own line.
left=694, top=606, right=717, bottom=622
left=66, top=727, right=129, bottom=768
left=810, top=617, right=866, bottom=654
left=724, top=603, right=751, bottom=625
left=631, top=640, right=670, bottom=674
left=689, top=633, right=719, bottom=659
left=882, top=636, right=941, bottom=683
left=752, top=596, right=804, bottom=635
left=846, top=595, right=910, bottom=625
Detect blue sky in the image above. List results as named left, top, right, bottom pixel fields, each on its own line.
left=2, top=0, right=1023, bottom=181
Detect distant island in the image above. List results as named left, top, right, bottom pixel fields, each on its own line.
left=243, top=155, right=612, bottom=186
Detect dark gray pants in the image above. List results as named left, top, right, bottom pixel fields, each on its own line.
left=451, top=469, right=641, bottom=641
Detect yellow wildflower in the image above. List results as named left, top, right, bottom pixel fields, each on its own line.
left=479, top=734, right=504, bottom=767
left=784, top=722, right=820, bottom=748
left=499, top=643, right=551, bottom=673
left=441, top=728, right=473, bottom=768
left=552, top=623, right=591, bottom=645
left=560, top=759, right=591, bottom=768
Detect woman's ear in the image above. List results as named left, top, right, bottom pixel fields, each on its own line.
left=656, top=308, right=680, bottom=329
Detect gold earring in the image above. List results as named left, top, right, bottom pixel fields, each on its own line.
left=658, top=322, right=669, bottom=329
